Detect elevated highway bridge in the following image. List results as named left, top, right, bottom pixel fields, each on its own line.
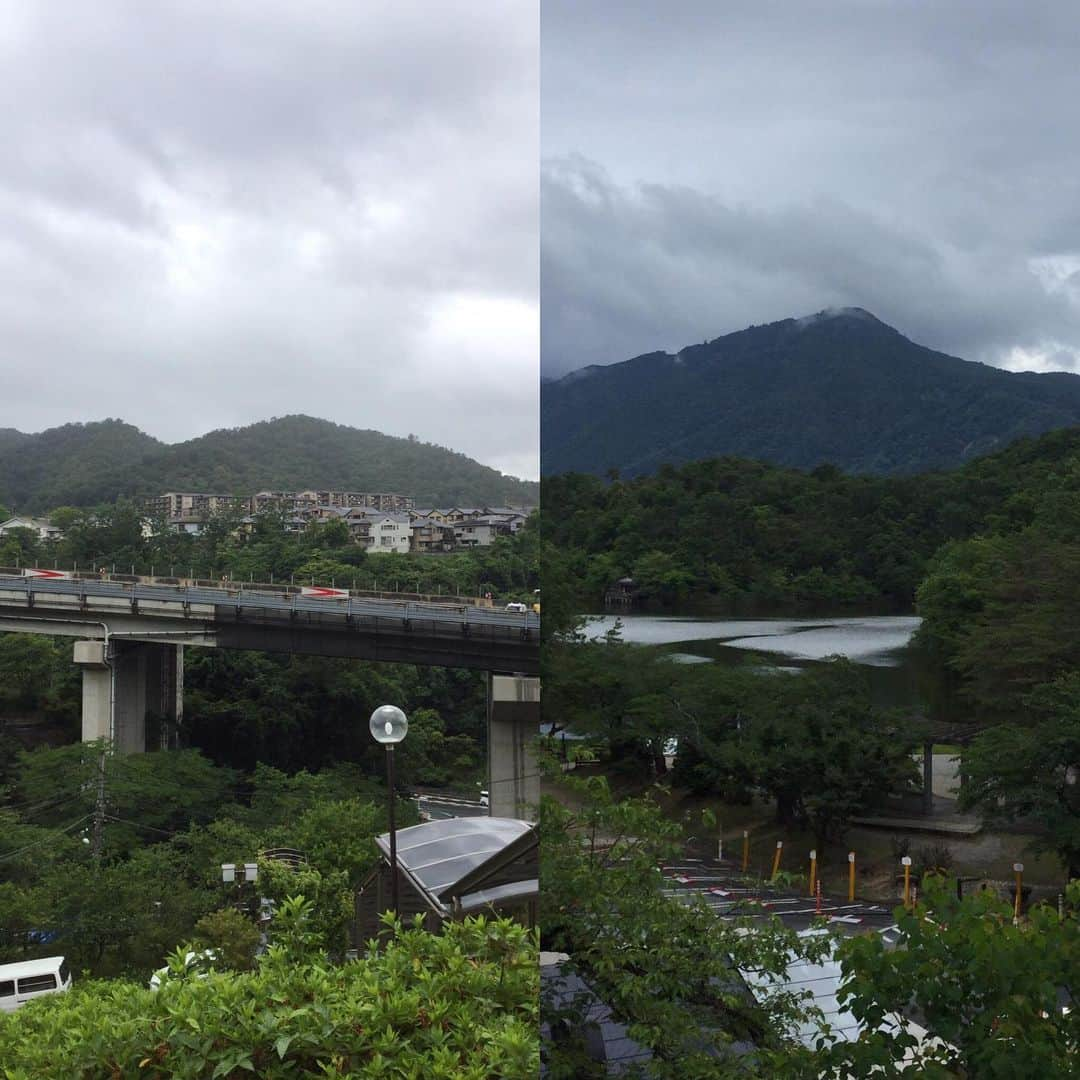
left=0, top=572, right=540, bottom=818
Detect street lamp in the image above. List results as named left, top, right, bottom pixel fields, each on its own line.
left=370, top=705, right=408, bottom=915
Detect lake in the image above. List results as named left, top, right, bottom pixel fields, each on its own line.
left=584, top=612, right=934, bottom=712
left=584, top=613, right=920, bottom=665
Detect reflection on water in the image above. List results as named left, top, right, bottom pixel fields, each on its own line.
left=583, top=612, right=942, bottom=715
left=585, top=614, right=920, bottom=666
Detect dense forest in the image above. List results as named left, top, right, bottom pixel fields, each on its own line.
left=0, top=415, right=539, bottom=511
left=542, top=307, right=1080, bottom=478
left=543, top=426, right=1080, bottom=611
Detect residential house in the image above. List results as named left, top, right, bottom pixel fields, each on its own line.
left=444, top=507, right=484, bottom=524
left=409, top=517, right=456, bottom=553
left=364, top=512, right=411, bottom=554
left=0, top=517, right=63, bottom=542
left=454, top=515, right=513, bottom=548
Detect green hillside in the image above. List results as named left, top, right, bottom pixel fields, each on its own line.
left=0, top=415, right=537, bottom=511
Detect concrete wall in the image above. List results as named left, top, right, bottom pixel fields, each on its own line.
left=487, top=674, right=539, bottom=821
left=75, top=640, right=183, bottom=752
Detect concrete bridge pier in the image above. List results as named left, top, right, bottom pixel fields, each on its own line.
left=74, top=639, right=184, bottom=752
left=487, top=673, right=540, bottom=821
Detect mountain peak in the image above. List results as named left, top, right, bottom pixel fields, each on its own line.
left=793, top=307, right=887, bottom=330
left=542, top=311, right=1080, bottom=478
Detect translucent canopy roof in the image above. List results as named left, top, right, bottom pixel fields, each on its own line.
left=376, top=816, right=533, bottom=899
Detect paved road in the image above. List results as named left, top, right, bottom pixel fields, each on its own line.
left=0, top=573, right=539, bottom=632
left=660, top=859, right=898, bottom=935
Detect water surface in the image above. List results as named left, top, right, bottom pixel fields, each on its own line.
left=585, top=614, right=920, bottom=667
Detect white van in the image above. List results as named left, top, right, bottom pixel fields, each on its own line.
left=0, top=956, right=72, bottom=1013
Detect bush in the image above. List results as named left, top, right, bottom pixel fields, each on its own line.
left=0, top=914, right=538, bottom=1079
left=192, top=908, right=261, bottom=972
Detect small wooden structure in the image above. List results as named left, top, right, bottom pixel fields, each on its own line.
left=603, top=577, right=639, bottom=609
left=355, top=817, right=538, bottom=942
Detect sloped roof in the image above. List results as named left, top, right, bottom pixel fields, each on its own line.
left=375, top=816, right=534, bottom=900
left=541, top=954, right=653, bottom=1075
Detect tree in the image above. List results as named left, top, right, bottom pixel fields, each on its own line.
left=541, top=778, right=829, bottom=1077
left=960, top=674, right=1080, bottom=876
left=192, top=908, right=261, bottom=971
left=825, top=877, right=1080, bottom=1078
left=674, top=660, right=921, bottom=846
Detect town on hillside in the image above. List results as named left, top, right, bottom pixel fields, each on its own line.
left=0, top=489, right=535, bottom=556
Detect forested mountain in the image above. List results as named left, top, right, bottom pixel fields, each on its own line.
left=0, top=415, right=538, bottom=511
left=542, top=308, right=1080, bottom=477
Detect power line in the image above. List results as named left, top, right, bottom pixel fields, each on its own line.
left=101, top=814, right=179, bottom=838
left=0, top=814, right=93, bottom=863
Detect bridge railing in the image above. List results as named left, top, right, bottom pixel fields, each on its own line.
left=0, top=566, right=494, bottom=608
left=0, top=571, right=539, bottom=632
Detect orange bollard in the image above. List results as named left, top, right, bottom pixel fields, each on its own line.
left=901, top=856, right=912, bottom=909
left=1014, top=862, right=1024, bottom=920
left=770, top=840, right=783, bottom=882
left=742, top=830, right=750, bottom=873
left=808, top=849, right=817, bottom=898
left=848, top=851, right=856, bottom=902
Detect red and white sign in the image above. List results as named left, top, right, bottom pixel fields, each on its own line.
left=299, top=586, right=349, bottom=600
left=24, top=568, right=73, bottom=580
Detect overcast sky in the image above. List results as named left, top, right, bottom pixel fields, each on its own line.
left=0, top=2, right=538, bottom=479
left=542, top=0, right=1080, bottom=380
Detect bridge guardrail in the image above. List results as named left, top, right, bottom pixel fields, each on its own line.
left=0, top=572, right=539, bottom=633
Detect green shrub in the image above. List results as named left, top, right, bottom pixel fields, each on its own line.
left=0, top=914, right=538, bottom=1079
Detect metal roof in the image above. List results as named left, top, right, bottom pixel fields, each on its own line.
left=375, top=817, right=533, bottom=898
left=541, top=956, right=653, bottom=1076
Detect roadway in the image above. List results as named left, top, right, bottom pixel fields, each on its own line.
left=0, top=573, right=540, bottom=674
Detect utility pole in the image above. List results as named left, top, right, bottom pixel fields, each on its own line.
left=91, top=744, right=107, bottom=858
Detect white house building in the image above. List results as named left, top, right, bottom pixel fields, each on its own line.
left=0, top=517, right=63, bottom=542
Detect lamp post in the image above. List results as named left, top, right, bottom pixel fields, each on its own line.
left=370, top=705, right=408, bottom=915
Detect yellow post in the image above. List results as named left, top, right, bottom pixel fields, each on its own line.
left=901, top=856, right=912, bottom=909
left=808, top=849, right=817, bottom=898
left=1014, top=862, right=1024, bottom=920
left=741, top=830, right=749, bottom=873
left=848, top=851, right=856, bottom=902
left=770, top=840, right=783, bottom=882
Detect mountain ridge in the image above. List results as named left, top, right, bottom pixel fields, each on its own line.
left=0, top=415, right=538, bottom=512
left=541, top=310, right=1080, bottom=477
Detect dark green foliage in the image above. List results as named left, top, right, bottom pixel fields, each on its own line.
left=0, top=415, right=538, bottom=512
left=181, top=648, right=486, bottom=779
left=542, top=308, right=1080, bottom=478
left=192, top=907, right=261, bottom=972
left=0, top=748, right=420, bottom=976
left=545, top=425, right=1080, bottom=611
left=673, top=660, right=921, bottom=845
left=824, top=878, right=1080, bottom=1078
left=959, top=675, right=1080, bottom=875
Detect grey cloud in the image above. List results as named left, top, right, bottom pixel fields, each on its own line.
left=542, top=1, right=1080, bottom=381
left=542, top=156, right=1080, bottom=377
left=0, top=1, right=537, bottom=479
